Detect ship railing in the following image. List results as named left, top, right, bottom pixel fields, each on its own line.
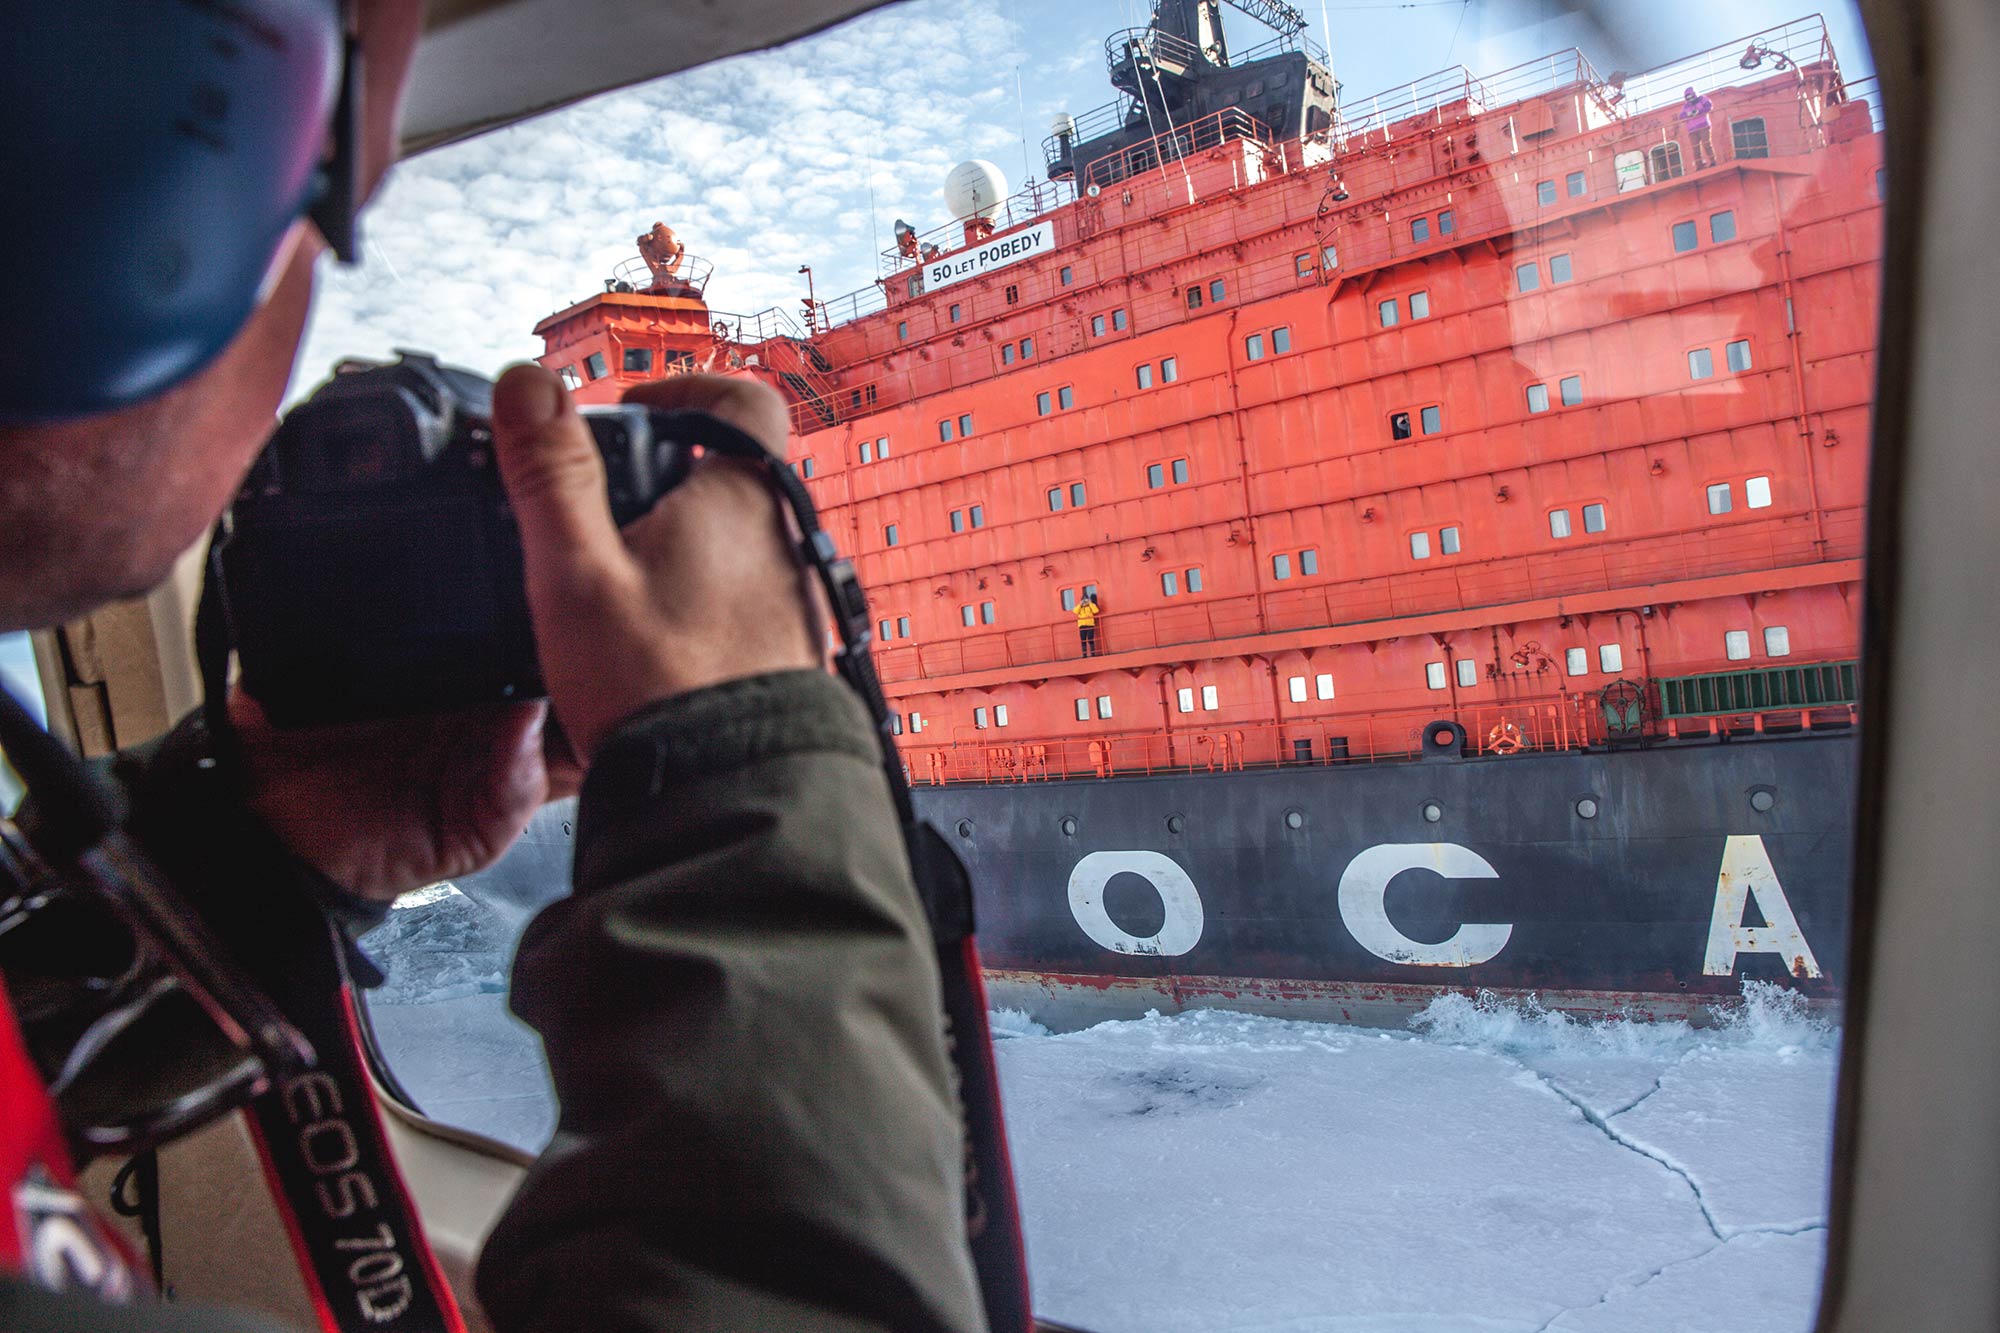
left=1078, top=106, right=1275, bottom=190
left=876, top=178, right=1076, bottom=274
left=707, top=305, right=811, bottom=345
left=1474, top=47, right=1606, bottom=109
left=1608, top=15, right=1838, bottom=121
left=1105, top=27, right=1205, bottom=86
left=1230, top=29, right=1329, bottom=68
left=1838, top=75, right=1886, bottom=133
left=608, top=251, right=715, bottom=295
left=1326, top=65, right=1486, bottom=146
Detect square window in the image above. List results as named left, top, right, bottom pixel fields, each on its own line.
left=1583, top=504, right=1606, bottom=534
left=885, top=524, right=899, bottom=546
left=1246, top=333, right=1265, bottom=361
left=1379, top=298, right=1401, bottom=327
left=1075, top=697, right=1090, bottom=721
left=897, top=616, right=910, bottom=637
left=1036, top=391, right=1051, bottom=416
left=1527, top=383, right=1550, bottom=413
left=1410, top=291, right=1431, bottom=319
left=897, top=320, right=909, bottom=340
left=860, top=440, right=874, bottom=464
left=1071, top=482, right=1087, bottom=506
left=1184, top=567, right=1202, bottom=592
left=1550, top=253, right=1573, bottom=283
left=1186, top=286, right=1204, bottom=310
left=1456, top=659, right=1478, bottom=688
left=949, top=303, right=961, bottom=322
left=1091, top=314, right=1106, bottom=335
left=1440, top=525, right=1461, bottom=555
left=1097, top=695, right=1113, bottom=719
left=1171, top=459, right=1188, bottom=484
left=584, top=351, right=608, bottom=379
left=974, top=707, right=988, bottom=730
left=1391, top=412, right=1412, bottom=441
left=1412, top=216, right=1431, bottom=243
left=1725, top=630, right=1752, bottom=660
left=1315, top=673, right=1335, bottom=700
left=1272, top=327, right=1292, bottom=354
left=1420, top=405, right=1442, bottom=434
left=1059, top=386, right=1074, bottom=409
left=1672, top=220, right=1699, bottom=252
left=1410, top=531, right=1432, bottom=560
left=1296, top=253, right=1314, bottom=276
left=1600, top=644, right=1625, bottom=673
left=1566, top=647, right=1588, bottom=675
left=622, top=347, right=652, bottom=373
left=1732, top=117, right=1770, bottom=160
left=557, top=364, right=582, bottom=390
left=980, top=600, right=995, bottom=624
left=1210, top=279, right=1226, bottom=301
left=1162, top=570, right=1179, bottom=596
left=1201, top=685, right=1219, bottom=711
left=1549, top=508, right=1573, bottom=539
left=959, top=414, right=973, bottom=436
left=1288, top=675, right=1308, bottom=703
left=970, top=505, right=984, bottom=528
left=1426, top=662, right=1448, bottom=690
left=1439, top=209, right=1455, bottom=234
left=1559, top=374, right=1583, bottom=406
left=802, top=458, right=815, bottom=478
left=996, top=705, right=1009, bottom=727
left=1516, top=262, right=1541, bottom=292
left=950, top=509, right=964, bottom=533
left=1047, top=488, right=1064, bottom=512
left=1746, top=476, right=1773, bottom=509
left=1001, top=344, right=1015, bottom=366
left=1161, top=357, right=1179, bottom=383
left=1137, top=363, right=1154, bottom=389
left=1148, top=463, right=1165, bottom=488
left=1708, top=483, right=1734, bottom=514
left=1060, top=266, right=1074, bottom=285
left=1061, top=588, right=1077, bottom=611
left=1764, top=626, right=1792, bottom=657
left=1177, top=687, right=1195, bottom=713
left=1021, top=337, right=1034, bottom=356
left=1726, top=339, right=1753, bottom=372
left=939, top=419, right=954, bottom=442
left=1273, top=553, right=1292, bottom=580
left=1112, top=309, right=1128, bottom=331
left=1536, top=179, right=1557, bottom=206
left=1710, top=209, right=1737, bottom=243
left=1689, top=348, right=1715, bottom=380
left=1566, top=170, right=1586, bottom=196
left=1300, top=548, right=1319, bottom=575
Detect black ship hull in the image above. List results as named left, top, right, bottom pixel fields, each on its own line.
left=456, top=732, right=1854, bottom=1030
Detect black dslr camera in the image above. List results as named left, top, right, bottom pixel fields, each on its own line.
left=212, top=353, right=693, bottom=726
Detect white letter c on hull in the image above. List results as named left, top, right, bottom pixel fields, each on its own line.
left=1067, top=851, right=1205, bottom=956
left=1338, top=843, right=1512, bottom=967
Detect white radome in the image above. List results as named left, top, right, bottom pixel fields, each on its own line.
left=944, top=159, right=1008, bottom=221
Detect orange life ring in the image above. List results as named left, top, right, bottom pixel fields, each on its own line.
left=1487, top=720, right=1523, bottom=755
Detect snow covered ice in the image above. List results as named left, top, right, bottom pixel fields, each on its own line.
left=365, top=888, right=1839, bottom=1333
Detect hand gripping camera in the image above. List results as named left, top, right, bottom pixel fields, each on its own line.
left=211, top=353, right=694, bottom=726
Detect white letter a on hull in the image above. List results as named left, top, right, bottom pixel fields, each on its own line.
left=1703, top=835, right=1823, bottom=978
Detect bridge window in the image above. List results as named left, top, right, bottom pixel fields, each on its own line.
left=1379, top=298, right=1400, bottom=327
left=1110, top=309, right=1127, bottom=332
left=1600, top=644, right=1624, bottom=673
left=1672, top=220, right=1699, bottom=252
left=1516, top=262, right=1540, bottom=292
left=1289, top=675, right=1308, bottom=703
left=1410, top=531, right=1432, bottom=560
left=1273, top=553, right=1292, bottom=580
left=1020, top=337, right=1034, bottom=357
left=1060, top=266, right=1074, bottom=285
left=1002, top=344, right=1015, bottom=366
left=1550, top=253, right=1573, bottom=283
left=1136, top=363, right=1153, bottom=389
left=1727, top=114, right=1770, bottom=158
left=1559, top=374, right=1583, bottom=406
left=622, top=347, right=652, bottom=373
left=1209, top=279, right=1226, bottom=301
left=557, top=364, right=581, bottom=390
left=1186, top=285, right=1204, bottom=310
left=1438, top=209, right=1455, bottom=235
left=1567, top=169, right=1587, bottom=196
left=1321, top=244, right=1339, bottom=270
left=1689, top=347, right=1715, bottom=380
left=949, top=303, right=961, bottom=323
left=583, top=351, right=607, bottom=379
left=1726, top=339, right=1753, bottom=372
left=1420, top=405, right=1442, bottom=434
left=1566, top=648, right=1588, bottom=676
left=1161, top=356, right=1179, bottom=383
left=1300, top=548, right=1319, bottom=575
left=1426, top=662, right=1447, bottom=690
left=1201, top=685, right=1219, bottom=711
left=1410, top=291, right=1431, bottom=318
left=1246, top=333, right=1265, bottom=361
left=1746, top=475, right=1773, bottom=509
left=1649, top=141, right=1685, bottom=182
left=897, top=321, right=909, bottom=340
left=1004, top=284, right=1019, bottom=305
left=1711, top=209, right=1738, bottom=243
left=1765, top=626, right=1792, bottom=657
left=906, top=275, right=922, bottom=298
left=1725, top=630, right=1752, bottom=661
left=1440, top=526, right=1461, bottom=555
left=1091, top=314, right=1106, bottom=335
left=1412, top=216, right=1431, bottom=243
left=1549, top=508, right=1573, bottom=539
left=1177, top=687, right=1195, bottom=713
left=1296, top=252, right=1314, bottom=276
left=1708, top=482, right=1734, bottom=514
left=1527, top=383, right=1550, bottom=413
left=1097, top=695, right=1114, bottom=719
left=1316, top=673, right=1335, bottom=700
left=1456, top=659, right=1478, bottom=688
left=1536, top=179, right=1557, bottom=206
left=1582, top=503, right=1606, bottom=533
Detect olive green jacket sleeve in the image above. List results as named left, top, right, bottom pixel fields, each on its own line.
left=473, top=670, right=987, bottom=1333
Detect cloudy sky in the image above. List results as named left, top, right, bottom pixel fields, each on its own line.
left=291, top=0, right=1872, bottom=398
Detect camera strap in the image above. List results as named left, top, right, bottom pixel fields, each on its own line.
left=655, top=410, right=1034, bottom=1333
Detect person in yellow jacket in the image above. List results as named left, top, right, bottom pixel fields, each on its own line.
left=1075, top=594, right=1102, bottom=657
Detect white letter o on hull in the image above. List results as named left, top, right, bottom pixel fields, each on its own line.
left=1067, top=851, right=1205, bottom=956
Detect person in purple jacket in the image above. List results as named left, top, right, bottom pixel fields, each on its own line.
left=1680, top=85, right=1718, bottom=169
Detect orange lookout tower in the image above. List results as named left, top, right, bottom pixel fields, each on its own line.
left=533, top=7, right=1881, bottom=1026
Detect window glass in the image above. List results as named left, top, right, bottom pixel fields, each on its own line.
left=1172, top=459, right=1189, bottom=484
left=1321, top=243, right=1339, bottom=269
left=1549, top=509, right=1573, bottom=539
left=623, top=347, right=652, bottom=373
left=1379, top=298, right=1400, bottom=327
left=802, top=458, right=815, bottom=478
left=1536, top=179, right=1556, bottom=206
left=1176, top=687, right=1194, bottom=713
left=860, top=439, right=874, bottom=463
left=1527, top=383, right=1550, bottom=413
left=949, top=303, right=961, bottom=322
left=961, top=604, right=976, bottom=626
left=975, top=707, right=988, bottom=729
left=950, top=509, right=964, bottom=533
left=994, top=705, right=1008, bottom=727
left=1273, top=553, right=1292, bottom=580
left=1184, top=567, right=1202, bottom=593
left=1299, top=548, right=1318, bottom=575
left=1725, top=630, right=1752, bottom=661
left=557, top=364, right=582, bottom=389
left=909, top=712, right=922, bottom=733
left=1583, top=503, right=1606, bottom=534
left=1439, top=209, right=1455, bottom=235
left=958, top=414, right=973, bottom=436
left=1746, top=475, right=1773, bottom=509
left=1732, top=116, right=1770, bottom=159
left=1061, top=588, right=1076, bottom=611
left=878, top=619, right=892, bottom=641
left=939, top=419, right=953, bottom=441
left=1440, top=526, right=1461, bottom=555
left=1002, top=344, right=1015, bottom=365
left=1425, top=662, right=1447, bottom=690
left=1409, top=291, right=1430, bottom=319
left=1111, top=309, right=1127, bottom=331
left=980, top=600, right=995, bottom=624
left=1765, top=626, right=1792, bottom=657
left=1412, top=216, right=1431, bottom=243
left=1096, top=695, right=1113, bottom=719
left=1161, top=570, right=1179, bottom=596
left=1021, top=337, right=1034, bottom=356
left=584, top=351, right=607, bottom=379
left=889, top=714, right=902, bottom=735
left=1420, top=405, right=1441, bottom=434
left=1245, top=333, right=1265, bottom=361
left=1075, top=697, right=1090, bottom=721
left=1161, top=357, right=1179, bottom=383
left=1410, top=531, right=1431, bottom=560
left=1650, top=142, right=1685, bottom=181
left=1727, top=339, right=1753, bottom=372
left=1315, top=674, right=1335, bottom=700
left=1689, top=347, right=1715, bottom=380
left=1708, top=482, right=1734, bottom=514
left=1071, top=483, right=1087, bottom=507
left=1147, top=463, right=1165, bottom=488
left=1272, top=327, right=1291, bottom=354
left=877, top=438, right=889, bottom=458
left=1091, top=314, right=1105, bottom=335
left=970, top=505, right=984, bottom=528
left=1563, top=647, right=1587, bottom=675
left=1059, top=266, right=1073, bottom=285
left=1295, top=253, right=1313, bottom=276
left=1288, top=676, right=1308, bottom=703
left=1209, top=279, right=1226, bottom=301
left=1566, top=169, right=1586, bottom=196
left=1672, top=219, right=1699, bottom=252
left=1048, top=488, right=1064, bottom=511
left=1391, top=412, right=1412, bottom=440
left=884, top=523, right=898, bottom=546
left=1516, top=262, right=1540, bottom=292
left=1186, top=285, right=1203, bottom=310
left=1201, top=685, right=1219, bottom=711
left=896, top=616, right=909, bottom=638
left=1550, top=253, right=1573, bottom=284
left=1456, top=659, right=1478, bottom=688
left=1137, top=363, right=1153, bottom=389
left=1600, top=644, right=1625, bottom=674
left=1711, top=209, right=1738, bottom=243
left=1058, top=386, right=1073, bottom=409
left=1559, top=375, right=1583, bottom=406
left=897, top=320, right=909, bottom=340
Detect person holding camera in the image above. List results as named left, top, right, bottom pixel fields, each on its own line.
left=0, top=3, right=990, bottom=1331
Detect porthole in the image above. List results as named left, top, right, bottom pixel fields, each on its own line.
left=1575, top=797, right=1599, bottom=820
left=1749, top=787, right=1776, bottom=813
left=1422, top=801, right=1443, bottom=824
left=1166, top=813, right=1186, bottom=835
left=1284, top=809, right=1305, bottom=830
left=1060, top=816, right=1078, bottom=837
left=956, top=819, right=975, bottom=839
